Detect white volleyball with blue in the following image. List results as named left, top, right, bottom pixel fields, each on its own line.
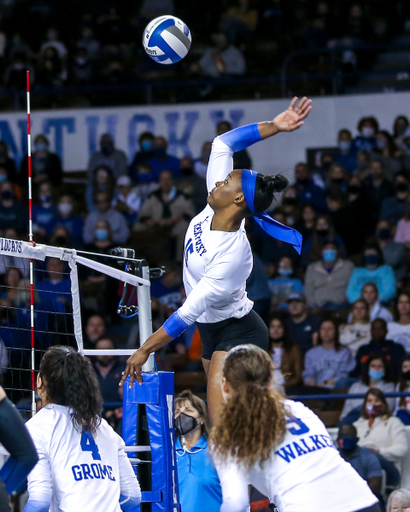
left=143, top=16, right=192, bottom=65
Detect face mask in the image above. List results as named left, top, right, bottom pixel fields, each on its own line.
left=154, top=147, right=166, bottom=158
left=40, top=194, right=51, bottom=203
left=347, top=185, right=361, bottom=195
left=95, top=229, right=109, bottom=240
left=0, top=151, right=7, bottom=160
left=365, top=254, right=379, bottom=267
left=377, top=228, right=391, bottom=240
left=322, top=249, right=337, bottom=263
left=175, top=412, right=198, bottom=435
left=396, top=123, right=407, bottom=136
left=58, top=203, right=72, bottom=216
left=402, top=371, right=410, bottom=381
left=316, top=228, right=328, bottom=238
left=181, top=167, right=194, bottom=177
left=35, top=142, right=48, bottom=152
left=362, top=127, right=374, bottom=138
left=54, top=236, right=67, bottom=246
left=339, top=141, right=351, bottom=151
left=368, top=369, right=385, bottom=381
left=278, top=268, right=293, bottom=276
left=321, top=162, right=332, bottom=171
left=396, top=183, right=408, bottom=193
left=366, top=404, right=382, bottom=417
left=76, top=57, right=87, bottom=66
left=101, top=146, right=114, bottom=156
left=0, top=175, right=6, bottom=184
left=332, top=177, right=345, bottom=184
left=376, top=139, right=387, bottom=150
left=47, top=32, right=57, bottom=41
left=137, top=173, right=153, bottom=183
left=141, top=140, right=152, bottom=152
left=338, top=437, right=357, bottom=451
left=1, top=190, right=13, bottom=201
left=283, top=197, right=297, bottom=206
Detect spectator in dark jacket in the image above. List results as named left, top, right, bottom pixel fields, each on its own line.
left=363, top=159, right=395, bottom=225
left=20, top=134, right=63, bottom=188
left=294, top=162, right=328, bottom=213
left=284, top=292, right=322, bottom=354
left=374, top=220, right=406, bottom=283
left=380, top=172, right=410, bottom=226
left=0, top=181, right=27, bottom=233
left=334, top=129, right=358, bottom=174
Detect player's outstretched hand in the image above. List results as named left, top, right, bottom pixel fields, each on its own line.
left=272, top=96, right=312, bottom=133
left=119, top=347, right=149, bottom=388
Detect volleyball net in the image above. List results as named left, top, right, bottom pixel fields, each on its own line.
left=0, top=237, right=154, bottom=410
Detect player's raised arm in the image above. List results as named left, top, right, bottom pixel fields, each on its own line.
left=206, top=97, right=312, bottom=192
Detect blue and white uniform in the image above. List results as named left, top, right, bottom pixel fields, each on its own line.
left=24, top=404, right=141, bottom=512
left=163, top=124, right=262, bottom=338
left=214, top=400, right=379, bottom=512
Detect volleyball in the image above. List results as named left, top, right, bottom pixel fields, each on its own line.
left=142, top=16, right=192, bottom=65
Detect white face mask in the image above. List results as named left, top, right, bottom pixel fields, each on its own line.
left=362, top=127, right=374, bottom=138
left=58, top=203, right=72, bottom=215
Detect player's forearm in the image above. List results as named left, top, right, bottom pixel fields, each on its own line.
left=140, top=326, right=174, bottom=356
left=257, top=121, right=280, bottom=140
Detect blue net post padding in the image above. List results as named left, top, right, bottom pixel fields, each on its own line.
left=123, top=372, right=180, bottom=512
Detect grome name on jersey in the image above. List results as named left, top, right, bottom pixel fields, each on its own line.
left=193, top=221, right=207, bottom=256
left=72, top=463, right=116, bottom=481
left=275, top=434, right=335, bottom=463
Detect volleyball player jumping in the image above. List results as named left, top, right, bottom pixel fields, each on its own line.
left=121, top=97, right=312, bottom=423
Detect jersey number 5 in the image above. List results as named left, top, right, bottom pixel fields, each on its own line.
left=81, top=431, right=101, bottom=460
left=286, top=415, right=310, bottom=436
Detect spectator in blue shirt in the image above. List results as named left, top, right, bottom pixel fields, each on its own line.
left=148, top=136, right=180, bottom=180
left=347, top=244, right=396, bottom=304
left=354, top=116, right=378, bottom=152
left=334, top=129, right=358, bottom=174
left=48, top=195, right=84, bottom=247
left=36, top=257, right=71, bottom=313
left=294, top=162, right=328, bottom=213
left=32, top=181, right=57, bottom=238
left=268, top=256, right=303, bottom=311
left=337, top=424, right=382, bottom=502
left=175, top=390, right=222, bottom=512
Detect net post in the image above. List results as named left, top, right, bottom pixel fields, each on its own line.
left=26, top=70, right=36, bottom=418
left=138, top=261, right=155, bottom=372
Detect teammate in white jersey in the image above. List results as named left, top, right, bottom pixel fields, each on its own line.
left=121, top=97, right=312, bottom=422
left=24, top=346, right=141, bottom=512
left=210, top=344, right=381, bottom=512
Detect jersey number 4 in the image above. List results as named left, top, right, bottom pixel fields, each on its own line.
left=81, top=431, right=101, bottom=460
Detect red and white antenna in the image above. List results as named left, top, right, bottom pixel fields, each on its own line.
left=26, top=70, right=36, bottom=417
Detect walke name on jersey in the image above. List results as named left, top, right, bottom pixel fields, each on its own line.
left=275, top=434, right=335, bottom=463
left=0, top=238, right=23, bottom=254
left=71, top=463, right=116, bottom=481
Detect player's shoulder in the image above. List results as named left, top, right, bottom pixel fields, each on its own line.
left=96, top=417, right=124, bottom=446
left=283, top=398, right=317, bottom=420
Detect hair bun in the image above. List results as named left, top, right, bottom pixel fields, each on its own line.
left=266, top=174, right=289, bottom=194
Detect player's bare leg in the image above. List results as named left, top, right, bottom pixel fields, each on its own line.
left=206, top=351, right=226, bottom=426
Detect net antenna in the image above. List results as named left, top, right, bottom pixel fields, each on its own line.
left=26, top=70, right=36, bottom=417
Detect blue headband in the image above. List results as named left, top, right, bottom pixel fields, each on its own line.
left=241, top=169, right=302, bottom=254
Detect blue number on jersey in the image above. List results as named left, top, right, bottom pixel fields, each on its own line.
left=286, top=415, right=310, bottom=436
left=184, top=238, right=194, bottom=266
left=81, top=431, right=101, bottom=460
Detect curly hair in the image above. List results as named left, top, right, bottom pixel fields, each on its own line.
left=209, top=345, right=286, bottom=470
left=39, top=346, right=102, bottom=434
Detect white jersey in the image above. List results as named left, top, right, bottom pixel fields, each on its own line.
left=178, top=135, right=253, bottom=325
left=214, top=400, right=378, bottom=512
left=25, top=404, right=141, bottom=512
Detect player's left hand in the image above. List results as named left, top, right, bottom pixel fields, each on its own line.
left=119, top=347, right=150, bottom=388
left=272, top=96, right=312, bottom=133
